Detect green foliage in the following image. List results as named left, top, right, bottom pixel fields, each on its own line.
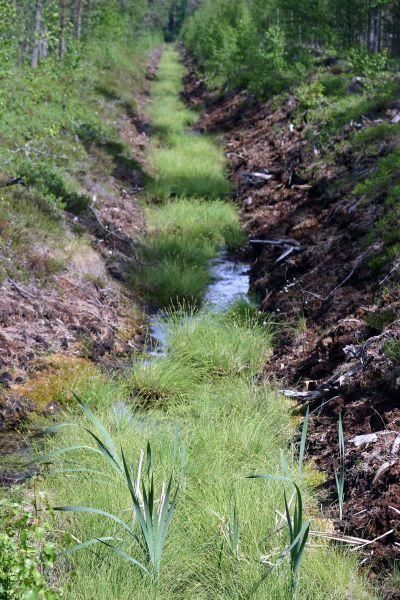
left=224, top=295, right=264, bottom=325
left=248, top=477, right=310, bottom=594
left=19, top=163, right=89, bottom=214
left=166, top=308, right=272, bottom=379
left=147, top=49, right=230, bottom=199
left=0, top=499, right=58, bottom=599
left=296, top=80, right=325, bottom=112
left=137, top=48, right=242, bottom=307
left=182, top=1, right=304, bottom=97
left=353, top=122, right=400, bottom=148
left=347, top=48, right=390, bottom=79
left=365, top=309, right=396, bottom=332
left=138, top=198, right=244, bottom=306
left=382, top=338, right=400, bottom=362
left=35, top=397, right=184, bottom=577
left=130, top=355, right=202, bottom=403
left=35, top=318, right=374, bottom=598
left=353, top=149, right=400, bottom=272
left=334, top=414, right=345, bottom=521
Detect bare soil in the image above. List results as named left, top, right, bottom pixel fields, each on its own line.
left=0, top=50, right=162, bottom=433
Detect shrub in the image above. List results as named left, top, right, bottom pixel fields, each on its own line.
left=0, top=499, right=57, bottom=599
left=19, top=163, right=89, bottom=214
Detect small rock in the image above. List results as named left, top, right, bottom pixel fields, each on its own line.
left=0, top=372, right=12, bottom=388
left=351, top=433, right=378, bottom=447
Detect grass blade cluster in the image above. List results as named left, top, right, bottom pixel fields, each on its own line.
left=334, top=413, right=345, bottom=521
left=34, top=396, right=184, bottom=577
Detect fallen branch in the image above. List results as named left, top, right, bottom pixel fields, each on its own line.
left=350, top=529, right=393, bottom=551
left=249, top=238, right=301, bottom=249
left=0, top=177, right=23, bottom=188
left=281, top=389, right=322, bottom=400
left=88, top=206, right=136, bottom=246
left=276, top=246, right=296, bottom=263
left=6, top=277, right=37, bottom=300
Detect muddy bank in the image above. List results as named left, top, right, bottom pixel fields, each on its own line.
left=182, top=53, right=399, bottom=569
left=0, top=50, right=162, bottom=433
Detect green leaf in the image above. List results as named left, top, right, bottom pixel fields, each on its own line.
left=298, top=406, right=309, bottom=475
left=73, top=393, right=118, bottom=460
left=54, top=506, right=137, bottom=541
left=60, top=536, right=116, bottom=556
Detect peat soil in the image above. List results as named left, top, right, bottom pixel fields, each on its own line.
left=183, top=54, right=400, bottom=579
left=0, top=50, right=161, bottom=438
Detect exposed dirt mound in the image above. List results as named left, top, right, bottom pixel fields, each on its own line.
left=183, top=56, right=400, bottom=567
left=0, top=51, right=162, bottom=432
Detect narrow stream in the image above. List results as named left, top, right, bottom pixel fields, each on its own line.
left=147, top=248, right=250, bottom=357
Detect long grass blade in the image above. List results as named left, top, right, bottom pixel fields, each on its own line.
left=298, top=407, right=309, bottom=476
left=82, top=428, right=122, bottom=475
left=27, top=445, right=106, bottom=467
left=32, top=423, right=76, bottom=437
left=60, top=536, right=116, bottom=556
left=73, top=393, right=118, bottom=460
left=54, top=506, right=137, bottom=541
left=121, top=448, right=150, bottom=554
left=97, top=540, right=149, bottom=574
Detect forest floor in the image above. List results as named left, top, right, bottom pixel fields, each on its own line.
left=183, top=52, right=400, bottom=581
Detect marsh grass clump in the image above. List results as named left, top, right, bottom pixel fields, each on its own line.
left=147, top=134, right=231, bottom=199
left=145, top=198, right=244, bottom=251
left=137, top=198, right=244, bottom=307
left=129, top=356, right=202, bottom=404
left=138, top=259, right=210, bottom=306
left=146, top=47, right=231, bottom=200
left=167, top=309, right=272, bottom=378
left=36, top=325, right=375, bottom=599
left=138, top=48, right=242, bottom=307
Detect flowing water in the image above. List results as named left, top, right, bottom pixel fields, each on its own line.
left=147, top=248, right=250, bottom=357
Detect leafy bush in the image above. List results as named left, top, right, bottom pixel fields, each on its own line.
left=347, top=48, right=390, bottom=79
left=297, top=80, right=325, bottom=112
left=0, top=499, right=57, bottom=599
left=182, top=1, right=303, bottom=97
left=19, top=163, right=89, bottom=214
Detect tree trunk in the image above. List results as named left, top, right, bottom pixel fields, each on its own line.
left=31, top=0, right=42, bottom=68
left=59, top=0, right=67, bottom=58
left=76, top=0, right=84, bottom=40
left=393, top=1, right=400, bottom=56
left=368, top=6, right=380, bottom=53
left=40, top=26, right=48, bottom=59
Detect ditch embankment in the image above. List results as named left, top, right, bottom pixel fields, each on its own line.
left=182, top=51, right=400, bottom=578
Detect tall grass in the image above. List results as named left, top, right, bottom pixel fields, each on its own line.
left=32, top=47, right=376, bottom=599
left=137, top=199, right=244, bottom=306
left=147, top=48, right=230, bottom=199
left=135, top=47, right=240, bottom=307
left=38, top=325, right=375, bottom=599
left=334, top=414, right=345, bottom=521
